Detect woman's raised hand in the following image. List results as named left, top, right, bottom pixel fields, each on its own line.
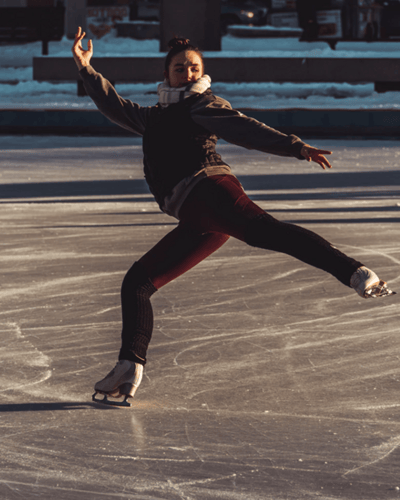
left=301, top=145, right=332, bottom=170
left=72, top=27, right=93, bottom=71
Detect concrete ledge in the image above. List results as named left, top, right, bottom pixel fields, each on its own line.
left=33, top=56, right=400, bottom=83
left=2, top=108, right=400, bottom=137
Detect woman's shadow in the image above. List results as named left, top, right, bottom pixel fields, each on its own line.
left=0, top=401, right=114, bottom=412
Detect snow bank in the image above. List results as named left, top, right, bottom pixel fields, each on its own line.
left=1, top=33, right=400, bottom=109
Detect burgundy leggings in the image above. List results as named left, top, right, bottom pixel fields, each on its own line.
left=119, top=175, right=363, bottom=363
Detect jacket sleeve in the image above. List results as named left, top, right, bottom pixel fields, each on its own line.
left=79, top=65, right=153, bottom=136
left=190, top=94, right=306, bottom=160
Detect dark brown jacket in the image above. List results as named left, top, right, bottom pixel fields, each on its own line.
left=80, top=65, right=306, bottom=208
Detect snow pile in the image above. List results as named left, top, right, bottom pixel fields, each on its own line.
left=1, top=34, right=400, bottom=109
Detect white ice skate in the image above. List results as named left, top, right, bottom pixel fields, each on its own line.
left=350, top=266, right=396, bottom=299
left=92, top=360, right=143, bottom=408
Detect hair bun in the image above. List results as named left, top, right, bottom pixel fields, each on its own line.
left=167, top=37, right=190, bottom=50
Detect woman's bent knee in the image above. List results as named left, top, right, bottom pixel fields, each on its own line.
left=121, top=261, right=157, bottom=298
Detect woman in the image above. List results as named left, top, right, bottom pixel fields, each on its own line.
left=72, top=28, right=395, bottom=407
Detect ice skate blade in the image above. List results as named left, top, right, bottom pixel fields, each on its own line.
left=364, top=281, right=397, bottom=298
left=92, top=392, right=131, bottom=408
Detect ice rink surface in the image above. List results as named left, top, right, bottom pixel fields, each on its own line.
left=0, top=135, right=399, bottom=499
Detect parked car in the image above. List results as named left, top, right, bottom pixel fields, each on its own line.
left=221, top=0, right=268, bottom=33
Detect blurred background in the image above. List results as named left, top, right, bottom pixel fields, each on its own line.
left=1, top=0, right=400, bottom=47
left=2, top=0, right=400, bottom=127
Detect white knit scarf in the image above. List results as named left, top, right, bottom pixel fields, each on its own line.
left=157, top=74, right=211, bottom=108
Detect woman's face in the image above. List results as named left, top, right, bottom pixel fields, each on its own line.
left=165, top=50, right=204, bottom=88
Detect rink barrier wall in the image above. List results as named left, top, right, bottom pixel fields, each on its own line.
left=1, top=109, right=400, bottom=137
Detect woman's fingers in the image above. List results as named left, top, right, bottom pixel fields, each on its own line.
left=309, top=153, right=332, bottom=170
left=73, top=28, right=84, bottom=53
left=74, top=27, right=87, bottom=46
left=75, top=27, right=83, bottom=43
left=314, top=154, right=332, bottom=170
left=307, top=148, right=332, bottom=158
left=322, top=156, right=332, bottom=169
left=72, top=31, right=92, bottom=56
left=318, top=152, right=332, bottom=169
left=301, top=145, right=333, bottom=170
left=301, top=145, right=332, bottom=156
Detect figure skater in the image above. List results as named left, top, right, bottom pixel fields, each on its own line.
left=71, top=28, right=395, bottom=407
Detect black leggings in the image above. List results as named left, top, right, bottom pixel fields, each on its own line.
left=119, top=175, right=363, bottom=364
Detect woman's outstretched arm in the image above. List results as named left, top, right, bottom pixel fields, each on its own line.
left=71, top=27, right=153, bottom=135
left=191, top=94, right=332, bottom=170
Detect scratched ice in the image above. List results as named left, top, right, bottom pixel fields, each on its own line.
left=0, top=136, right=399, bottom=499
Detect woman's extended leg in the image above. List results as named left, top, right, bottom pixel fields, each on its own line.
left=178, top=175, right=373, bottom=287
